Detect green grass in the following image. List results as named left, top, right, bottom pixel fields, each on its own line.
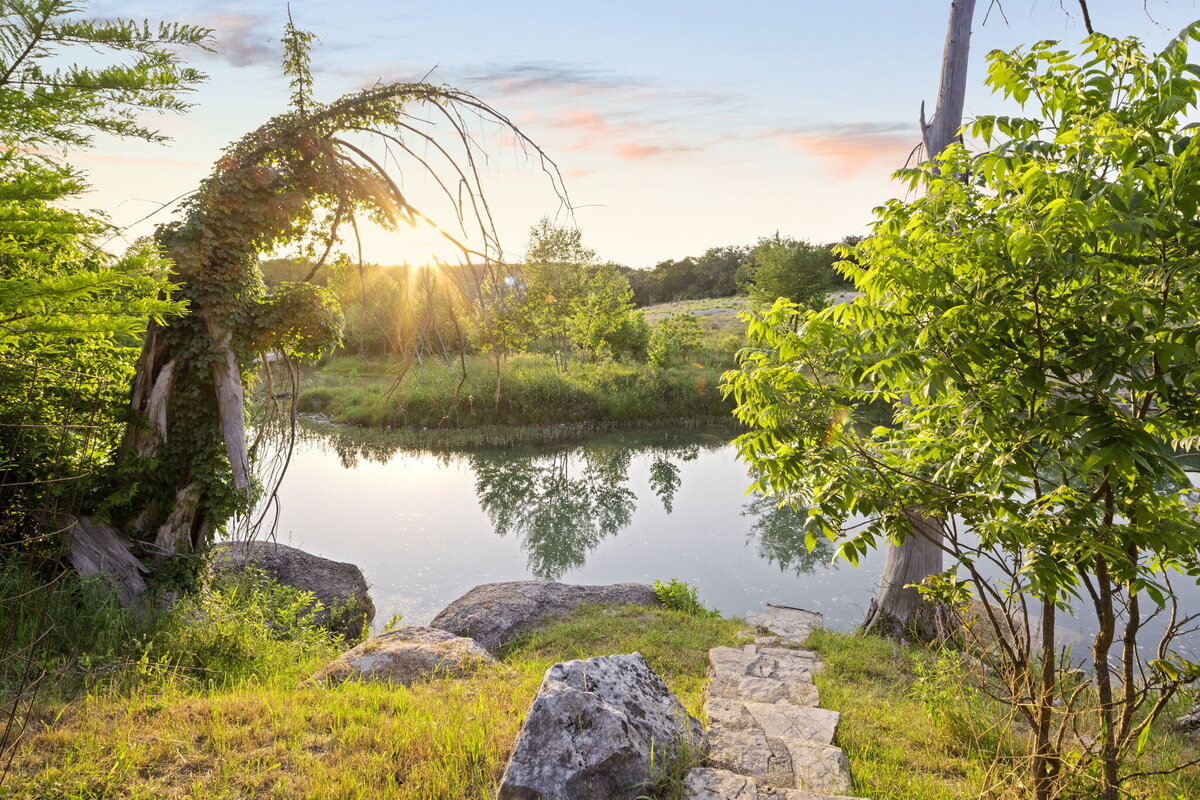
left=298, top=351, right=734, bottom=430
left=1, top=604, right=744, bottom=800
left=807, top=628, right=1200, bottom=800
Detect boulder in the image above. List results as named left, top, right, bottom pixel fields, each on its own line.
left=498, top=652, right=705, bottom=800
left=311, top=626, right=495, bottom=686
left=210, top=540, right=375, bottom=639
left=1176, top=704, right=1200, bottom=732
left=429, top=581, right=660, bottom=654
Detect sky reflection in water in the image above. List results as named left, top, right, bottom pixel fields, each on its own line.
left=272, top=425, right=878, bottom=628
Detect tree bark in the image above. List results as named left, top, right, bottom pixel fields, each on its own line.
left=863, top=0, right=975, bottom=637
left=862, top=511, right=944, bottom=637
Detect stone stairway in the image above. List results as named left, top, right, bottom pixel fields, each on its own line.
left=682, top=605, right=867, bottom=800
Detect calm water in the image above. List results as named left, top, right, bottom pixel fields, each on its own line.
left=267, top=423, right=1199, bottom=655
left=269, top=425, right=886, bottom=630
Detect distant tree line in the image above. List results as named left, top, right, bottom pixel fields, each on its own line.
left=621, top=235, right=859, bottom=307
left=261, top=228, right=863, bottom=361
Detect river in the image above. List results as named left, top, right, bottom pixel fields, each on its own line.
left=267, top=424, right=886, bottom=629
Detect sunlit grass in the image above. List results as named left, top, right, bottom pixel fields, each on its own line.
left=807, top=629, right=1200, bottom=800
left=2, top=607, right=744, bottom=800
left=298, top=351, right=735, bottom=430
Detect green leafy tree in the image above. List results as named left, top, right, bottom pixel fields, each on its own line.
left=0, top=1, right=208, bottom=545
left=567, top=263, right=645, bottom=361
left=512, top=218, right=643, bottom=366
left=648, top=312, right=703, bottom=368
left=742, top=235, right=836, bottom=308
left=725, top=27, right=1200, bottom=800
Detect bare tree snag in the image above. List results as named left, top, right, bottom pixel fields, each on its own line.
left=920, top=0, right=977, bottom=159
left=67, top=517, right=148, bottom=608
left=205, top=316, right=250, bottom=493
left=864, top=0, right=976, bottom=638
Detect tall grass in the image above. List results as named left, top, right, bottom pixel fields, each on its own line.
left=2, top=605, right=744, bottom=800
left=299, top=352, right=735, bottom=429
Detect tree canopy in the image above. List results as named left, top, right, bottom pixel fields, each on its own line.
left=725, top=25, right=1200, bottom=799
left=0, top=0, right=208, bottom=544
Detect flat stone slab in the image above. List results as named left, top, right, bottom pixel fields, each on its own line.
left=683, top=767, right=759, bottom=799
left=744, top=605, right=823, bottom=644
left=683, top=769, right=868, bottom=799
left=744, top=702, right=839, bottom=745
left=707, top=726, right=793, bottom=788
left=705, top=698, right=834, bottom=744
left=782, top=740, right=855, bottom=796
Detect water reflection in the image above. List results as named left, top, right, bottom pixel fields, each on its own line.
left=742, top=495, right=836, bottom=575
left=471, top=441, right=703, bottom=579
left=291, top=421, right=835, bottom=583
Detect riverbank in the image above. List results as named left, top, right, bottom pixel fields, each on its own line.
left=4, top=579, right=1199, bottom=799
left=296, top=352, right=735, bottom=430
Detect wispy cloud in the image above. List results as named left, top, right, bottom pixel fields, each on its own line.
left=464, top=61, right=647, bottom=96
left=545, top=107, right=703, bottom=161
left=195, top=10, right=276, bottom=68
left=766, top=122, right=917, bottom=178
left=329, top=59, right=741, bottom=165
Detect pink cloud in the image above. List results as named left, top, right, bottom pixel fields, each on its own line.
left=547, top=107, right=700, bottom=161
left=614, top=143, right=700, bottom=160
left=768, top=123, right=917, bottom=178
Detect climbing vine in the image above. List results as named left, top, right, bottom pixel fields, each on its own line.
left=92, top=22, right=566, bottom=577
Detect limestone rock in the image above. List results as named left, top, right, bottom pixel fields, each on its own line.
left=707, top=647, right=821, bottom=707
left=311, top=626, right=494, bottom=685
left=683, top=767, right=760, bottom=799
left=430, top=580, right=659, bottom=654
left=744, top=605, right=822, bottom=645
left=682, top=768, right=867, bottom=800
left=498, top=652, right=703, bottom=800
left=210, top=540, right=374, bottom=639
left=782, top=740, right=855, bottom=796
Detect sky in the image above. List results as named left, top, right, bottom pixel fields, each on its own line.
left=75, top=0, right=1200, bottom=269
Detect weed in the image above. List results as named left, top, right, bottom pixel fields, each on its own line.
left=652, top=579, right=721, bottom=619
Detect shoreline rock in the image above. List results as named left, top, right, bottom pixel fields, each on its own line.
left=210, top=540, right=375, bottom=640
left=429, top=581, right=660, bottom=654
left=311, top=626, right=495, bottom=686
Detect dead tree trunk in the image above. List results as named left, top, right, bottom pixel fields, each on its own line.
left=861, top=0, right=975, bottom=637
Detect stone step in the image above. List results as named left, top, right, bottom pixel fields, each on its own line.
left=683, top=767, right=867, bottom=800
left=705, top=698, right=838, bottom=743
left=707, top=645, right=822, bottom=707
left=706, top=726, right=854, bottom=794
left=744, top=605, right=823, bottom=645
left=709, top=645, right=823, bottom=682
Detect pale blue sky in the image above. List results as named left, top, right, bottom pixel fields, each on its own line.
left=80, top=1, right=1200, bottom=267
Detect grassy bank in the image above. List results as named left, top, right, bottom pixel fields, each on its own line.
left=9, top=566, right=1196, bottom=799
left=297, top=352, right=734, bottom=430
left=1, top=585, right=743, bottom=800
left=808, top=629, right=1200, bottom=800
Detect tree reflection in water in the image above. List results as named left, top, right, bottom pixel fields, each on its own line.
left=294, top=422, right=834, bottom=581
left=742, top=495, right=836, bottom=575
left=471, top=441, right=703, bottom=580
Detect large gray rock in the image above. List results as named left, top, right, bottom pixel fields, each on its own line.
left=498, top=652, right=704, bottom=800
left=311, top=626, right=495, bottom=686
left=210, top=540, right=375, bottom=639
left=429, top=581, right=659, bottom=654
